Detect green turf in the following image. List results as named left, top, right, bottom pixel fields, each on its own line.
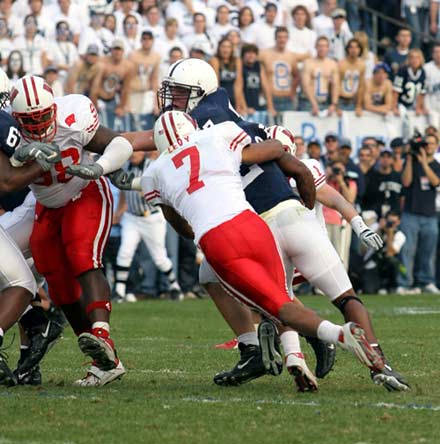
left=1, top=294, right=440, bottom=444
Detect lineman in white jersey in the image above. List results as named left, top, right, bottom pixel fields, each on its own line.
left=424, top=43, right=440, bottom=127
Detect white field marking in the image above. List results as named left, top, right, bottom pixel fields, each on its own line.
left=392, top=307, right=440, bottom=315
left=0, top=439, right=76, bottom=444
left=182, top=396, right=440, bottom=411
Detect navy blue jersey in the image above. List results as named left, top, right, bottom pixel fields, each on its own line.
left=243, top=61, right=264, bottom=110
left=0, top=110, right=21, bottom=158
left=393, top=67, right=426, bottom=108
left=190, top=88, right=297, bottom=214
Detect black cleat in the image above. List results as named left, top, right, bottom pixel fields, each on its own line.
left=14, top=365, right=42, bottom=386
left=305, top=336, right=336, bottom=379
left=258, top=319, right=283, bottom=376
left=213, top=343, right=267, bottom=386
left=0, top=351, right=16, bottom=387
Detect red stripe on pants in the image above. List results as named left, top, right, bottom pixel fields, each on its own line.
left=199, top=210, right=290, bottom=318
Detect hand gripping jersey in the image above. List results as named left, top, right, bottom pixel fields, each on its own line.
left=0, top=110, right=21, bottom=158
left=190, top=88, right=297, bottom=214
left=30, top=94, right=99, bottom=208
left=141, top=121, right=253, bottom=243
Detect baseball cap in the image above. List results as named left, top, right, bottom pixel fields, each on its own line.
left=390, top=137, right=404, bottom=148
left=308, top=138, right=321, bottom=147
left=86, top=44, right=99, bottom=55
left=331, top=8, right=346, bottom=19
left=380, top=147, right=393, bottom=156
left=44, top=65, right=58, bottom=74
left=325, top=131, right=338, bottom=142
left=373, top=62, right=391, bottom=75
left=339, top=137, right=352, bottom=149
left=111, top=39, right=124, bottom=50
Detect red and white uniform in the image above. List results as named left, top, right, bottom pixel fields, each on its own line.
left=141, top=121, right=292, bottom=319
left=29, top=94, right=113, bottom=306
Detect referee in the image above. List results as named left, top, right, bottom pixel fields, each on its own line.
left=114, top=151, right=183, bottom=301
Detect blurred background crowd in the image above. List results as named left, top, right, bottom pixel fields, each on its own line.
left=1, top=0, right=440, bottom=299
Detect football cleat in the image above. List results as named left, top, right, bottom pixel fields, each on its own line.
left=338, top=322, right=384, bottom=372
left=371, top=365, right=410, bottom=392
left=0, top=350, right=16, bottom=387
left=286, top=352, right=318, bottom=392
left=74, top=360, right=126, bottom=387
left=305, top=335, right=336, bottom=379
left=213, top=343, right=267, bottom=386
left=170, top=288, right=184, bottom=301
left=258, top=319, right=283, bottom=376
left=78, top=332, right=117, bottom=371
left=215, top=338, right=238, bottom=350
left=14, top=365, right=42, bottom=386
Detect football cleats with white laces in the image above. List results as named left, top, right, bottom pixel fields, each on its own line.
left=10, top=75, right=57, bottom=142
left=157, top=58, right=218, bottom=113
left=154, top=110, right=198, bottom=154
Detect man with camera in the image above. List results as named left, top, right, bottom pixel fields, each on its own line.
left=397, top=134, right=440, bottom=294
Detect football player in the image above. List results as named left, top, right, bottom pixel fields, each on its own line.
left=138, top=111, right=385, bottom=387
left=9, top=75, right=134, bottom=386
left=156, top=59, right=409, bottom=392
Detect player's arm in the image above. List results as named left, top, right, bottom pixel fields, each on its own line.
left=160, top=204, right=195, bottom=240
left=0, top=151, right=43, bottom=193
left=122, top=129, right=156, bottom=152
left=242, top=141, right=315, bottom=209
left=317, top=184, right=383, bottom=250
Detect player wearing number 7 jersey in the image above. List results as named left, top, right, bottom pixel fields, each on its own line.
left=138, top=110, right=385, bottom=386
left=9, top=75, right=134, bottom=386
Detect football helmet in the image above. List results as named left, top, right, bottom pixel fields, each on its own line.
left=10, top=75, right=57, bottom=142
left=154, top=110, right=198, bottom=154
left=266, top=125, right=297, bottom=156
left=0, top=68, right=10, bottom=110
left=157, top=58, right=218, bottom=113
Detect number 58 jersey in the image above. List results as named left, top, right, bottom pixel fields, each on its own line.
left=141, top=121, right=254, bottom=243
left=30, top=94, right=99, bottom=208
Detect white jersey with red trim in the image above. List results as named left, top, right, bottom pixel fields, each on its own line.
left=30, top=94, right=99, bottom=208
left=141, top=121, right=254, bottom=243
left=290, top=158, right=326, bottom=230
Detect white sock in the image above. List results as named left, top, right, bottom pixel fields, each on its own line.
left=317, top=320, right=342, bottom=344
left=280, top=330, right=301, bottom=356
left=237, top=331, right=259, bottom=346
left=92, top=322, right=110, bottom=334
left=0, top=327, right=4, bottom=338
left=115, top=282, right=126, bottom=297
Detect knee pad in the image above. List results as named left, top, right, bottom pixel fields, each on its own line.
left=333, top=295, right=363, bottom=315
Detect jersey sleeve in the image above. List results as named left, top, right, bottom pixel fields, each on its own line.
left=0, top=112, right=21, bottom=158
left=140, top=165, right=164, bottom=207
left=219, top=121, right=252, bottom=169
left=61, top=95, right=100, bottom=147
left=303, top=159, right=326, bottom=190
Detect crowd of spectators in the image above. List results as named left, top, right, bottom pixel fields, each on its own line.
left=2, top=0, right=440, bottom=298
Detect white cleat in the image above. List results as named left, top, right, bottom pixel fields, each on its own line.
left=74, top=360, right=126, bottom=387
left=125, top=293, right=138, bottom=303
left=338, top=322, right=384, bottom=372
left=285, top=352, right=318, bottom=392
left=78, top=333, right=117, bottom=371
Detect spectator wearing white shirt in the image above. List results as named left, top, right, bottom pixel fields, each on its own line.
left=114, top=0, right=142, bottom=38
left=245, top=0, right=284, bottom=27
left=120, top=14, right=141, bottom=56
left=166, top=0, right=215, bottom=37
left=6, top=49, right=26, bottom=83
left=13, top=14, right=48, bottom=75
left=210, top=4, right=236, bottom=44
left=287, top=5, right=317, bottom=60
left=0, top=17, right=12, bottom=65
left=326, top=8, right=353, bottom=61
left=354, top=31, right=377, bottom=80
left=47, top=20, right=78, bottom=83
left=140, top=5, right=164, bottom=40
left=238, top=6, right=256, bottom=44
left=281, top=0, right=319, bottom=22
left=43, top=65, right=64, bottom=96
left=104, top=13, right=117, bottom=35
left=424, top=43, right=440, bottom=127
left=247, top=2, right=278, bottom=50
left=27, top=0, right=53, bottom=39
left=78, top=10, right=114, bottom=56
left=0, top=0, right=23, bottom=38
left=154, top=18, right=188, bottom=59
left=159, top=46, right=184, bottom=83
left=182, top=12, right=215, bottom=58
left=47, top=0, right=83, bottom=44
left=312, top=0, right=350, bottom=37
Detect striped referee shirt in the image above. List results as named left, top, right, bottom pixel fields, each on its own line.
left=123, top=159, right=158, bottom=217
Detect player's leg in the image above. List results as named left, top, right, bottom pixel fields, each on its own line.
left=140, top=212, right=183, bottom=300
left=200, top=211, right=384, bottom=376
left=62, top=177, right=125, bottom=382
left=115, top=212, right=142, bottom=300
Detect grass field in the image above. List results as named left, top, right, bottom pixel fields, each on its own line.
left=1, top=294, right=440, bottom=444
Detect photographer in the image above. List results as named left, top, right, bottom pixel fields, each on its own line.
left=397, top=134, right=440, bottom=294
left=362, top=211, right=405, bottom=294
left=323, top=159, right=357, bottom=269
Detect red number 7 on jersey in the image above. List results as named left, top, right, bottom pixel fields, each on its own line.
left=172, top=146, right=205, bottom=194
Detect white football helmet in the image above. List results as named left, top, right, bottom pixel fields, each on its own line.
left=0, top=68, right=10, bottom=109
left=10, top=75, right=57, bottom=142
left=266, top=125, right=297, bottom=156
left=157, top=58, right=218, bottom=113
left=154, top=110, right=198, bottom=154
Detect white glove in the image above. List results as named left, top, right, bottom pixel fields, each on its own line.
left=351, top=215, right=384, bottom=251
